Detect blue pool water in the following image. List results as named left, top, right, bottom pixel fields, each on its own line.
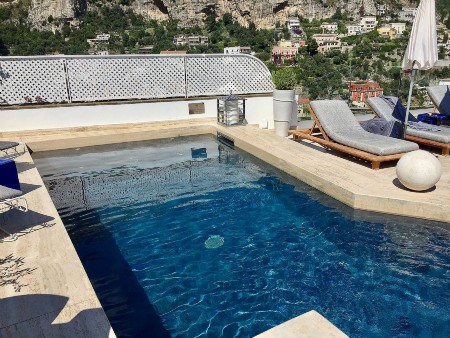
left=33, top=136, right=450, bottom=338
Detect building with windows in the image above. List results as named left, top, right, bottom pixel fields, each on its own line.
left=87, top=34, right=110, bottom=45
left=359, top=16, right=378, bottom=33
left=286, top=17, right=302, bottom=36
left=376, top=4, right=388, bottom=16
left=377, top=23, right=406, bottom=39
left=272, top=46, right=298, bottom=64
left=350, top=81, right=383, bottom=104
left=346, top=24, right=361, bottom=36
left=224, top=46, right=252, bottom=55
left=173, top=35, right=209, bottom=46
left=399, top=8, right=417, bottom=22
left=312, top=34, right=341, bottom=54
left=278, top=39, right=305, bottom=48
left=390, top=23, right=407, bottom=37
left=320, top=22, right=338, bottom=34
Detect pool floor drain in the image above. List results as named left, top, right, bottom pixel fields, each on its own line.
left=204, top=235, right=224, bottom=249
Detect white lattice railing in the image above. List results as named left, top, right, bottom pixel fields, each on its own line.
left=0, top=54, right=273, bottom=105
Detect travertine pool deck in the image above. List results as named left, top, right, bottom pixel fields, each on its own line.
left=0, top=118, right=449, bottom=337
left=2, top=118, right=447, bottom=223
left=0, top=149, right=116, bottom=337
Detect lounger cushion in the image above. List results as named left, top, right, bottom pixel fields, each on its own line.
left=426, top=85, right=450, bottom=116
left=310, top=100, right=419, bottom=156
left=367, top=96, right=450, bottom=143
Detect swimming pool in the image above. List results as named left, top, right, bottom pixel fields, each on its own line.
left=33, top=135, right=450, bottom=338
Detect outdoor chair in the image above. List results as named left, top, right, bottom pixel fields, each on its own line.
left=0, top=159, right=28, bottom=240
left=292, top=100, right=419, bottom=169
left=426, top=85, right=450, bottom=116
left=0, top=141, right=21, bottom=155
left=367, top=96, right=450, bottom=156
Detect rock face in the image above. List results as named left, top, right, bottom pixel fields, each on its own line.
left=131, top=0, right=379, bottom=29
left=27, top=0, right=413, bottom=30
left=28, top=0, right=86, bottom=29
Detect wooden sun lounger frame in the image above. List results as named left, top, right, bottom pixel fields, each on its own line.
left=292, top=104, right=407, bottom=170
left=366, top=105, right=450, bottom=156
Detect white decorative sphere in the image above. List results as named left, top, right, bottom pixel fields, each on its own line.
left=396, top=150, right=442, bottom=191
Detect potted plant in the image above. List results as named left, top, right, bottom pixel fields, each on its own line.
left=272, top=68, right=297, bottom=137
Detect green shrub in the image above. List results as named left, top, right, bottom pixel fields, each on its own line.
left=272, top=67, right=297, bottom=90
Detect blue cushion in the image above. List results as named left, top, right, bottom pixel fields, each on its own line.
left=0, top=159, right=20, bottom=191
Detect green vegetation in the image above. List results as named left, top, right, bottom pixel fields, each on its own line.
left=272, top=68, right=297, bottom=90
left=0, top=0, right=449, bottom=104
left=0, top=5, right=277, bottom=55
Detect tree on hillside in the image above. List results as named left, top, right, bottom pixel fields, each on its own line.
left=306, top=37, right=318, bottom=56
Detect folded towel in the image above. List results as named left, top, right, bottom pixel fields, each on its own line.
left=407, top=121, right=440, bottom=131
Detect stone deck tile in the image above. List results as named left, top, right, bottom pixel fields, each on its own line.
left=254, top=310, right=349, bottom=338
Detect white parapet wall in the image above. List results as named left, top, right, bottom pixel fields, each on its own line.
left=0, top=96, right=274, bottom=132
left=0, top=54, right=275, bottom=132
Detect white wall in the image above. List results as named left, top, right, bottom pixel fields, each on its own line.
left=0, top=96, right=274, bottom=132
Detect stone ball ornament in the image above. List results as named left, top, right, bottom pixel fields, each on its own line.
left=396, top=150, right=442, bottom=191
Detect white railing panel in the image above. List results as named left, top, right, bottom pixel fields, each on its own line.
left=186, top=55, right=273, bottom=97
left=0, top=55, right=273, bottom=105
left=66, top=56, right=186, bottom=102
left=0, top=58, right=68, bottom=105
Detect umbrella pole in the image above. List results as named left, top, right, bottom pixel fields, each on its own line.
left=403, top=68, right=417, bottom=138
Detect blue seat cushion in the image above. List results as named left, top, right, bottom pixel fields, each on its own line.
left=0, top=159, right=21, bottom=191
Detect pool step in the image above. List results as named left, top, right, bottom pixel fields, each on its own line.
left=253, top=310, right=348, bottom=338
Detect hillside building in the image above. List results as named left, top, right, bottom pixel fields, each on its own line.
left=320, top=22, right=338, bottom=34
left=312, top=34, right=341, bottom=54
left=399, top=8, right=417, bottom=22
left=377, top=23, right=406, bottom=39
left=350, top=81, right=383, bottom=104
left=87, top=34, right=110, bottom=45
left=272, top=46, right=298, bottom=64
left=173, top=35, right=209, bottom=46
left=346, top=24, right=361, bottom=36
left=286, top=17, right=302, bottom=36
left=359, top=16, right=378, bottom=33
left=224, top=46, right=252, bottom=55
left=278, top=39, right=305, bottom=48
left=376, top=4, right=388, bottom=16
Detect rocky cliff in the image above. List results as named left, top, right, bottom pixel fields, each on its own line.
left=26, top=0, right=418, bottom=30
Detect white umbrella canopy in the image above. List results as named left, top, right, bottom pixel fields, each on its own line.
left=402, top=0, right=438, bottom=71
left=401, top=0, right=438, bottom=135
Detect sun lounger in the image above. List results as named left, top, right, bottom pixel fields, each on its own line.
left=367, top=96, right=450, bottom=156
left=0, top=159, right=28, bottom=240
left=292, top=100, right=419, bottom=169
left=426, top=85, right=450, bottom=116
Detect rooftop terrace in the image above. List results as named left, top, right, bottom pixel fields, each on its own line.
left=1, top=55, right=449, bottom=337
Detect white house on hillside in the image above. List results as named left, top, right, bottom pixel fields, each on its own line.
left=312, top=34, right=341, bottom=54
left=399, top=8, right=417, bottom=22
left=224, top=46, right=251, bottom=55
left=346, top=24, right=361, bottom=36
left=320, top=22, right=338, bottom=34
left=359, top=16, right=378, bottom=33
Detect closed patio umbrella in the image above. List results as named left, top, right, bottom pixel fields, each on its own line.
left=401, top=0, right=438, bottom=137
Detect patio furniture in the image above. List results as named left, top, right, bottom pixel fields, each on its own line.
left=0, top=159, right=28, bottom=239
left=0, top=141, right=20, bottom=155
left=292, top=100, right=419, bottom=169
left=426, top=85, right=450, bottom=116
left=366, top=96, right=450, bottom=156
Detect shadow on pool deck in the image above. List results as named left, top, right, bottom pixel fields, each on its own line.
left=0, top=208, right=55, bottom=241
left=0, top=294, right=112, bottom=336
